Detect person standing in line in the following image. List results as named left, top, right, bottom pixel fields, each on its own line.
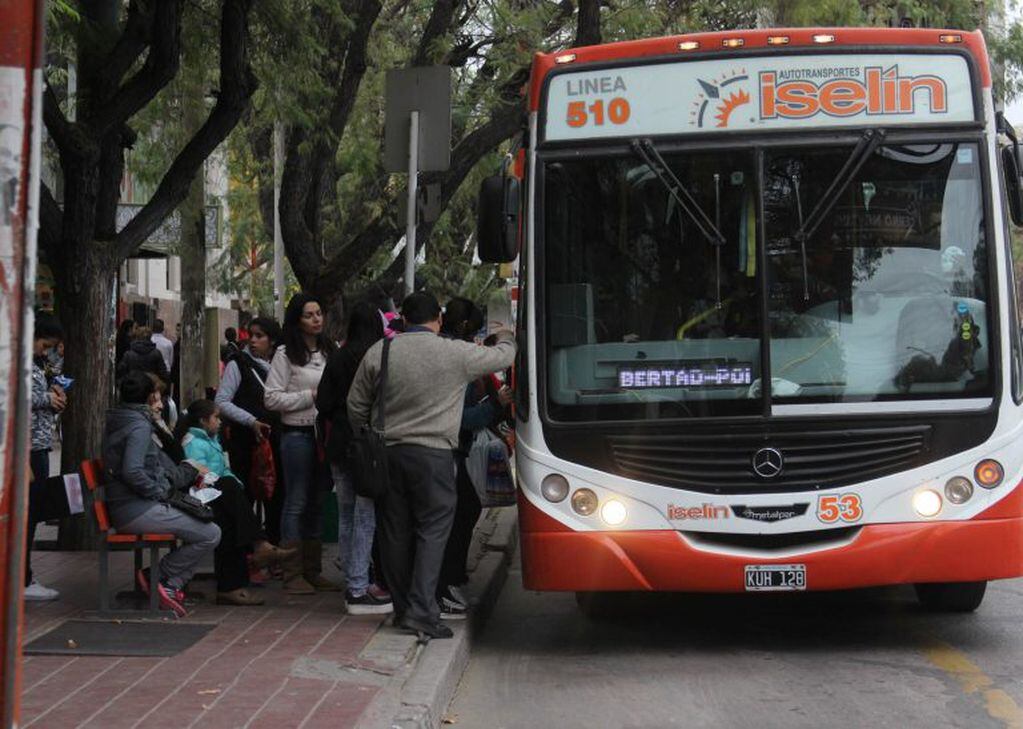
left=115, top=319, right=136, bottom=366
left=216, top=317, right=284, bottom=544
left=317, top=302, right=392, bottom=614
left=117, top=325, right=170, bottom=385
left=151, top=319, right=174, bottom=373
left=348, top=292, right=516, bottom=639
left=434, top=298, right=514, bottom=619
left=24, top=313, right=66, bottom=601
left=221, top=327, right=240, bottom=363
left=264, top=293, right=338, bottom=594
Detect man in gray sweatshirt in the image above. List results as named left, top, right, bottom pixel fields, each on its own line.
left=348, top=292, right=515, bottom=639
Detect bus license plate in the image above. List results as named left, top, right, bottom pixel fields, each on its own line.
left=744, top=564, right=806, bottom=591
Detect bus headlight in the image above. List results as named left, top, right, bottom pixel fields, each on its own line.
left=541, top=474, right=570, bottom=503
left=913, top=489, right=942, bottom=518
left=600, top=499, right=627, bottom=526
left=571, top=488, right=598, bottom=516
left=975, top=460, right=1004, bottom=489
left=944, top=477, right=973, bottom=505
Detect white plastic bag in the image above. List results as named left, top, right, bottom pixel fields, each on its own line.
left=466, top=429, right=516, bottom=507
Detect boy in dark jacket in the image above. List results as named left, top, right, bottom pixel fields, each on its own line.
left=117, top=325, right=170, bottom=385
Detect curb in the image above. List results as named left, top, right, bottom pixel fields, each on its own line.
left=360, top=507, right=518, bottom=729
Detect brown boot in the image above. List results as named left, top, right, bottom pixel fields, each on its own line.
left=302, top=540, right=342, bottom=592
left=251, top=541, right=298, bottom=571
left=281, top=540, right=315, bottom=595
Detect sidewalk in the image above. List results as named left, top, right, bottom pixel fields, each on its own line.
left=18, top=509, right=517, bottom=729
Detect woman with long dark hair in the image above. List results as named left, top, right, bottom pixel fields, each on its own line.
left=264, top=293, right=338, bottom=594
left=316, top=301, right=392, bottom=614
left=216, top=317, right=284, bottom=542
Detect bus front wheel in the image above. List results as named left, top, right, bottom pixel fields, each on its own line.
left=914, top=581, right=987, bottom=612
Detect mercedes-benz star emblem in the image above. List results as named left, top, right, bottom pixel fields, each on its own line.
left=752, top=447, right=784, bottom=479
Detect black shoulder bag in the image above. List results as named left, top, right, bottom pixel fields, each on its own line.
left=347, top=338, right=392, bottom=499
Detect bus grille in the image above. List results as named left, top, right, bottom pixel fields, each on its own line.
left=608, top=425, right=931, bottom=493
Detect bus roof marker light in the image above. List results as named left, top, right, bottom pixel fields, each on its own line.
left=913, top=489, right=943, bottom=518
left=678, top=40, right=700, bottom=51
left=812, top=34, right=836, bottom=44
left=571, top=488, right=599, bottom=517
left=939, top=34, right=964, bottom=43
left=975, top=460, right=1004, bottom=489
left=554, top=53, right=576, bottom=64
left=945, top=477, right=974, bottom=505
left=600, top=499, right=627, bottom=527
left=767, top=36, right=790, bottom=45
left=722, top=38, right=744, bottom=48
left=541, top=474, right=570, bottom=503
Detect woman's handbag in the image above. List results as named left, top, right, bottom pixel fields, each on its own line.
left=466, top=428, right=516, bottom=508
left=165, top=488, right=215, bottom=522
left=347, top=338, right=392, bottom=499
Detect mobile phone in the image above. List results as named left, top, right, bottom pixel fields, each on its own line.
left=54, top=375, right=74, bottom=392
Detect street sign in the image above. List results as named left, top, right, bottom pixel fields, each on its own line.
left=383, top=67, right=452, bottom=173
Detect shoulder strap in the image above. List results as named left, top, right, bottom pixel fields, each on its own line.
left=374, top=338, right=392, bottom=433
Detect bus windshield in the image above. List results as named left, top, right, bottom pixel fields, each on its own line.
left=543, top=141, right=990, bottom=422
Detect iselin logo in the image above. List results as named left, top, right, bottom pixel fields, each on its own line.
left=760, top=65, right=948, bottom=120
left=667, top=504, right=729, bottom=520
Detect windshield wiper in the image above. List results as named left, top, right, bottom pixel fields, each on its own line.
left=630, top=138, right=727, bottom=304
left=792, top=128, right=886, bottom=300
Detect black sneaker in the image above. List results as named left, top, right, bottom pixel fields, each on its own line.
left=399, top=615, right=454, bottom=639
left=438, top=585, right=468, bottom=611
left=345, top=589, right=393, bottom=615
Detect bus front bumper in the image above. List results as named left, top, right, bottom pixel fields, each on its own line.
left=518, top=496, right=1023, bottom=592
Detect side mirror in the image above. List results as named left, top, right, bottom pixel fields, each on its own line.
left=477, top=173, right=520, bottom=263
left=1003, top=145, right=1023, bottom=226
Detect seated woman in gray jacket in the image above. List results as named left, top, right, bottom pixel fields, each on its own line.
left=101, top=371, right=221, bottom=617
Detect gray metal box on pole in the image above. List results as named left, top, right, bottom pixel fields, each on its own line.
left=384, top=66, right=452, bottom=297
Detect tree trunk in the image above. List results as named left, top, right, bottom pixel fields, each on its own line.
left=180, top=173, right=206, bottom=405
left=56, top=257, right=113, bottom=549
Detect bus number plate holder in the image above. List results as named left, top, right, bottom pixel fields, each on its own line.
left=744, top=564, right=806, bottom=591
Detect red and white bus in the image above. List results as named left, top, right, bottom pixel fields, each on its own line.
left=477, top=27, right=1023, bottom=612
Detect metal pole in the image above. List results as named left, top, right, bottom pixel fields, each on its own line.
left=405, top=111, right=419, bottom=297
left=273, top=121, right=285, bottom=321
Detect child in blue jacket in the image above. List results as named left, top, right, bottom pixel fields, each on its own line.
left=176, top=399, right=294, bottom=604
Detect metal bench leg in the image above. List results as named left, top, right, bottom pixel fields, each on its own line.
left=149, top=545, right=161, bottom=615
left=134, top=547, right=142, bottom=589
left=99, top=542, right=110, bottom=613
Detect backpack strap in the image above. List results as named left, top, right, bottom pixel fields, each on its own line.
left=374, top=338, right=392, bottom=434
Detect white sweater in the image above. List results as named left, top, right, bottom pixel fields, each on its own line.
left=264, top=346, right=326, bottom=426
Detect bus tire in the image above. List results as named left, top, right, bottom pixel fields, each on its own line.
left=914, top=581, right=987, bottom=612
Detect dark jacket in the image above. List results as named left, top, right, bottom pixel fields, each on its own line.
left=316, top=342, right=371, bottom=465
left=117, top=340, right=170, bottom=383
left=101, top=405, right=196, bottom=523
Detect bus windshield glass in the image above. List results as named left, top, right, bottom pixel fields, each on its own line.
left=543, top=141, right=990, bottom=421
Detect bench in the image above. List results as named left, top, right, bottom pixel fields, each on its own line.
left=79, top=459, right=178, bottom=616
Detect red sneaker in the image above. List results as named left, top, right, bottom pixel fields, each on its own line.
left=156, top=582, right=188, bottom=618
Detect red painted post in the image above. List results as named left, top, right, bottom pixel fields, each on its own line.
left=0, top=0, right=47, bottom=725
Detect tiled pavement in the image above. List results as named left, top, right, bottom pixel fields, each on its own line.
left=18, top=546, right=418, bottom=729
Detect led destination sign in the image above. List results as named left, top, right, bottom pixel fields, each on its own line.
left=545, top=53, right=974, bottom=141
left=618, top=362, right=754, bottom=389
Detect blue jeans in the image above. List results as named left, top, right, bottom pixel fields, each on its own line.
left=279, top=430, right=322, bottom=542
left=332, top=464, right=376, bottom=595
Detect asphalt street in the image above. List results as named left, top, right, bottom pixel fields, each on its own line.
left=448, top=551, right=1023, bottom=729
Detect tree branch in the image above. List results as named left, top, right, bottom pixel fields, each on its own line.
left=575, top=0, right=602, bottom=46
left=113, top=0, right=257, bottom=261
left=96, top=0, right=154, bottom=91
left=43, top=82, right=81, bottom=158
left=89, top=0, right=184, bottom=134
left=39, top=183, right=63, bottom=259
left=413, top=0, right=459, bottom=67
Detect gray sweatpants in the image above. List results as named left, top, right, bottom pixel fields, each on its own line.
left=115, top=502, right=221, bottom=590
